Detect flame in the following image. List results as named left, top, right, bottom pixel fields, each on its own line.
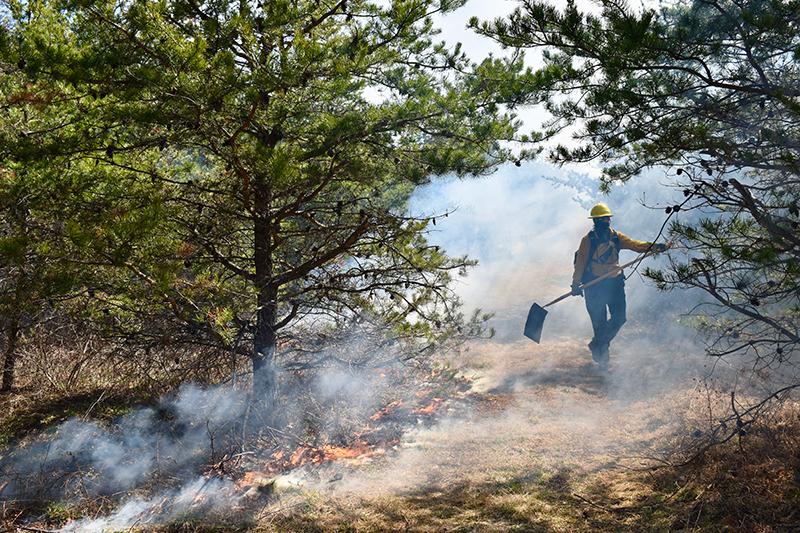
left=289, top=446, right=325, bottom=467
left=239, top=471, right=267, bottom=488
left=413, top=397, right=444, bottom=415
left=237, top=385, right=455, bottom=490
left=321, top=442, right=376, bottom=460
left=285, top=441, right=384, bottom=467
left=370, top=400, right=404, bottom=421
left=245, top=439, right=391, bottom=481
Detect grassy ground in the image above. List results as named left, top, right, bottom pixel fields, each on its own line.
left=255, top=415, right=800, bottom=532
left=2, top=332, right=799, bottom=532
left=0, top=387, right=150, bottom=449
left=255, top=446, right=800, bottom=532
left=248, top=336, right=800, bottom=532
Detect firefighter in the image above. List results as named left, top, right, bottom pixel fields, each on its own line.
left=571, top=203, right=668, bottom=368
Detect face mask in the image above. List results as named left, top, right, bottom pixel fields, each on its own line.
left=594, top=217, right=611, bottom=233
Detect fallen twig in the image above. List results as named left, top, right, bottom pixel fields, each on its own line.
left=82, top=389, right=108, bottom=420
left=571, top=492, right=612, bottom=512
left=16, top=525, right=58, bottom=533
left=571, top=492, right=632, bottom=514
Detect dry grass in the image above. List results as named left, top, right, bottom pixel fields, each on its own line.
left=2, top=329, right=799, bottom=532
left=0, top=338, right=169, bottom=452
left=243, top=335, right=800, bottom=532
left=248, top=414, right=800, bottom=533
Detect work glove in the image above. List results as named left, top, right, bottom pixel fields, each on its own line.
left=653, top=242, right=670, bottom=253
left=570, top=283, right=583, bottom=297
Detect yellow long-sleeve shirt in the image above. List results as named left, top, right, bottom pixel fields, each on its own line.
left=572, top=229, right=652, bottom=286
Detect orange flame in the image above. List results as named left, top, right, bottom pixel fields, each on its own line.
left=370, top=400, right=404, bottom=421
left=413, top=397, right=444, bottom=415
left=289, top=446, right=325, bottom=467
left=321, top=442, right=375, bottom=460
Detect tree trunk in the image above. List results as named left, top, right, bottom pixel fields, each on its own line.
left=252, top=286, right=278, bottom=404
left=1, top=317, right=20, bottom=392
left=252, top=176, right=278, bottom=406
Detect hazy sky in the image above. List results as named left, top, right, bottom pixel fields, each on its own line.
left=433, top=0, right=610, bottom=173
left=435, top=0, right=605, bottom=63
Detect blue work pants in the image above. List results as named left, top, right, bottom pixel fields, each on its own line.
left=584, top=275, right=627, bottom=348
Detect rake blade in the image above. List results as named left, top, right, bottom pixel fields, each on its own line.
left=524, top=303, right=548, bottom=343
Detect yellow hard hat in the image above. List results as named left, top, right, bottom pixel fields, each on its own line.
left=588, top=203, right=613, bottom=218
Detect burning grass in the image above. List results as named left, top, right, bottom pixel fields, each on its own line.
left=230, top=364, right=483, bottom=497
left=0, top=345, right=483, bottom=531
left=259, top=424, right=800, bottom=533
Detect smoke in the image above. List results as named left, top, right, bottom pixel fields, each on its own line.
left=407, top=160, right=718, bottom=403
left=0, top=334, right=420, bottom=530
left=60, top=477, right=241, bottom=533
left=3, top=1, right=778, bottom=526
left=0, top=384, right=249, bottom=501
left=276, top=338, right=707, bottom=499
left=410, top=161, right=704, bottom=341
left=267, top=161, right=720, bottom=501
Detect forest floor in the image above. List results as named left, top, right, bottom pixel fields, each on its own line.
left=254, top=334, right=800, bottom=532
left=2, top=330, right=799, bottom=532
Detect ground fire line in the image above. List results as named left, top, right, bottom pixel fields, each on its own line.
left=232, top=382, right=501, bottom=501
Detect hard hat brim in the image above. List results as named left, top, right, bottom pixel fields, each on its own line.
left=588, top=214, right=613, bottom=219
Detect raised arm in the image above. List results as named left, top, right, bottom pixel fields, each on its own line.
left=616, top=231, right=653, bottom=253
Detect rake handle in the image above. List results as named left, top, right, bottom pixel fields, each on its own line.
left=542, top=249, right=659, bottom=308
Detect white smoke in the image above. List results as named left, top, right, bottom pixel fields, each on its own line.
left=1, top=384, right=249, bottom=502
left=0, top=338, right=419, bottom=530
left=256, top=160, right=712, bottom=502
left=60, top=477, right=240, bottom=533
left=409, top=161, right=703, bottom=342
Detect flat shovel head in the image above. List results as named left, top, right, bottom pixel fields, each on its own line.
left=524, top=303, right=548, bottom=343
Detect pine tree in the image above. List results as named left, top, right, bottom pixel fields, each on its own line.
left=4, top=0, right=536, bottom=401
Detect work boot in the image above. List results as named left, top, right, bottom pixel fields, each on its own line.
left=588, top=339, right=601, bottom=362
left=598, top=343, right=610, bottom=370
